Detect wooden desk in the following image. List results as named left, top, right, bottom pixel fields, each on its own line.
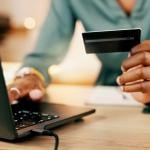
left=1, top=63, right=150, bottom=150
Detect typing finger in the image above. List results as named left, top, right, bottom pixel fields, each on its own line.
left=29, top=89, right=45, bottom=101
left=8, top=87, right=21, bottom=102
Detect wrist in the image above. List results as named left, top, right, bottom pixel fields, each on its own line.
left=15, top=67, right=45, bottom=82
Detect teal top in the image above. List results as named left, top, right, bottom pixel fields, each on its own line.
left=22, top=0, right=150, bottom=85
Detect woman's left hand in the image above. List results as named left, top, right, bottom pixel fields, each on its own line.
left=117, top=40, right=150, bottom=104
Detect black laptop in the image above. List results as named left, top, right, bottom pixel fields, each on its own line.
left=0, top=61, right=95, bottom=140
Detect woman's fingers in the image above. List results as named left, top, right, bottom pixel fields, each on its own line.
left=29, top=89, right=44, bottom=101
left=117, top=66, right=150, bottom=85
left=122, top=52, right=150, bottom=71
left=8, top=74, right=45, bottom=102
left=8, top=87, right=22, bottom=101
left=118, top=41, right=150, bottom=103
left=131, top=40, right=150, bottom=54
left=121, top=41, right=150, bottom=71
left=121, top=81, right=150, bottom=93
left=8, top=83, right=28, bottom=102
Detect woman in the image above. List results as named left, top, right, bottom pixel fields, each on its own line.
left=8, top=0, right=150, bottom=104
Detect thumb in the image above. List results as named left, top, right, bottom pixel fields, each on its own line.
left=29, top=89, right=44, bottom=101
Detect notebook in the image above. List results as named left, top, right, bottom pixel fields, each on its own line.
left=85, top=86, right=141, bottom=106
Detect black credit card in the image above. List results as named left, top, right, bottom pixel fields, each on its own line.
left=82, top=29, right=141, bottom=53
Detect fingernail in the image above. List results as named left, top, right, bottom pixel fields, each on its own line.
left=116, top=76, right=121, bottom=85
left=29, top=89, right=43, bottom=101
left=11, top=100, right=18, bottom=105
left=121, top=66, right=125, bottom=72
left=128, top=52, right=131, bottom=57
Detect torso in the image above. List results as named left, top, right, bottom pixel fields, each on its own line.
left=69, top=0, right=150, bottom=85
left=117, top=0, right=136, bottom=15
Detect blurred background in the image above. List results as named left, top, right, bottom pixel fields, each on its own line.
left=0, top=0, right=101, bottom=85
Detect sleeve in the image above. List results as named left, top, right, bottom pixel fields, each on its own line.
left=95, top=52, right=128, bottom=85
left=22, top=0, right=76, bottom=84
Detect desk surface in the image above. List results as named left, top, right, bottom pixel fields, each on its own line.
left=0, top=63, right=150, bottom=150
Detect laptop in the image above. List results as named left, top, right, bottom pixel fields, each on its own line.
left=0, top=61, right=95, bottom=140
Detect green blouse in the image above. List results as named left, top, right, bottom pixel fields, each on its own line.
left=22, top=0, right=150, bottom=85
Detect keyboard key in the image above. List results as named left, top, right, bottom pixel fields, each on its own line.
left=13, top=110, right=59, bottom=130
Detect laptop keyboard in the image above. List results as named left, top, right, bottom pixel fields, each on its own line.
left=13, top=110, right=59, bottom=130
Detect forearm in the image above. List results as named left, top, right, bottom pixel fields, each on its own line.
left=21, top=0, right=76, bottom=85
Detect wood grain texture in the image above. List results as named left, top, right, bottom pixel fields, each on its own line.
left=0, top=105, right=149, bottom=150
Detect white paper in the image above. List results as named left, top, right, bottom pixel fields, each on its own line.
left=85, top=86, right=141, bottom=106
